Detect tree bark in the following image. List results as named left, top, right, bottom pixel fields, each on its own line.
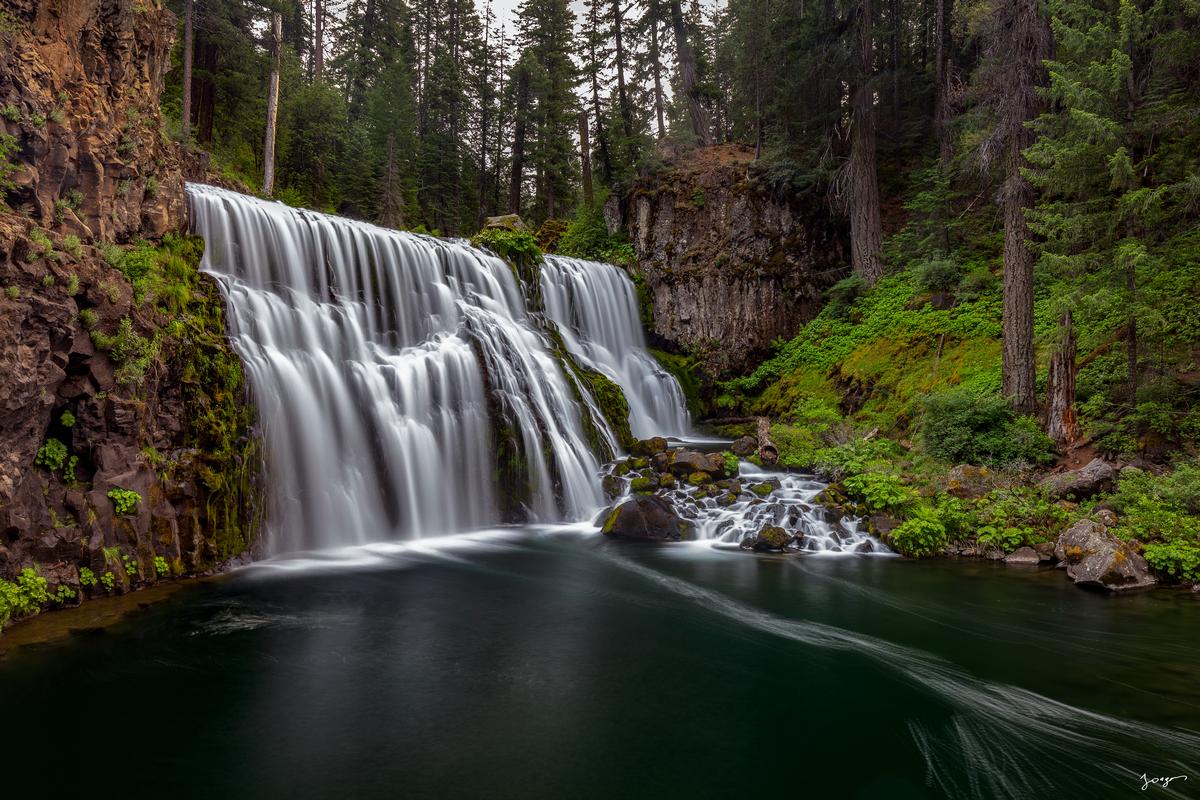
left=649, top=18, right=667, bottom=138
left=669, top=0, right=712, bottom=146
left=1045, top=312, right=1080, bottom=447
left=313, top=0, right=324, bottom=79
left=508, top=64, right=531, bottom=215
left=933, top=0, right=952, bottom=163
left=756, top=417, right=778, bottom=465
left=262, top=11, right=282, bottom=197
left=579, top=111, right=594, bottom=209
left=379, top=133, right=405, bottom=229
left=181, top=0, right=193, bottom=144
left=612, top=0, right=635, bottom=142
left=1000, top=156, right=1036, bottom=413
left=847, top=0, right=885, bottom=285
left=1125, top=254, right=1138, bottom=403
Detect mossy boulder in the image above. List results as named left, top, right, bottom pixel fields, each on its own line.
left=602, top=474, right=625, bottom=499
left=630, top=456, right=650, bottom=470
left=687, top=471, right=711, bottom=487
left=630, top=475, right=658, bottom=493
left=750, top=481, right=777, bottom=497
left=658, top=472, right=677, bottom=489
left=601, top=496, right=693, bottom=541
left=631, top=437, right=669, bottom=456
left=754, top=526, right=792, bottom=551
left=717, top=492, right=738, bottom=507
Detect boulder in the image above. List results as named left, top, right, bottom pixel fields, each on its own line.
left=601, top=475, right=624, bottom=499
left=629, top=475, right=658, bottom=493
left=1053, top=518, right=1156, bottom=591
left=630, top=437, right=669, bottom=456
left=668, top=449, right=714, bottom=476
left=600, top=496, right=694, bottom=541
left=750, top=480, right=779, bottom=497
left=1041, top=458, right=1117, bottom=501
left=752, top=526, right=793, bottom=552
left=484, top=214, right=529, bottom=231
left=1005, top=546, right=1040, bottom=565
left=945, top=464, right=994, bottom=499
left=730, top=436, right=758, bottom=457
left=651, top=451, right=675, bottom=472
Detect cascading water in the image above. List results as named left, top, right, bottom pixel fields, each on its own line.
left=541, top=255, right=691, bottom=438
left=187, top=184, right=609, bottom=553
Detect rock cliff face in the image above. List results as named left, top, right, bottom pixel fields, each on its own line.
left=0, top=0, right=183, bottom=240
left=0, top=0, right=260, bottom=626
left=611, top=145, right=848, bottom=380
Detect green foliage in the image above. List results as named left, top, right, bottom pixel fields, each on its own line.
left=78, top=567, right=97, bottom=588
left=471, top=227, right=543, bottom=265
left=722, top=451, right=740, bottom=476
left=1107, top=464, right=1200, bottom=583
left=843, top=472, right=918, bottom=513
left=90, top=317, right=157, bottom=385
left=0, top=568, right=51, bottom=629
left=154, top=556, right=170, bottom=577
left=77, top=308, right=98, bottom=329
left=107, top=487, right=141, bottom=516
left=555, top=200, right=636, bottom=266
left=913, top=259, right=962, bottom=293
left=60, top=410, right=76, bottom=428
left=4, top=285, right=18, bottom=299
left=122, top=555, right=138, bottom=577
left=35, top=438, right=68, bottom=472
left=890, top=505, right=948, bottom=558
left=0, top=131, right=18, bottom=195
left=100, top=572, right=115, bottom=592
left=919, top=389, right=1055, bottom=467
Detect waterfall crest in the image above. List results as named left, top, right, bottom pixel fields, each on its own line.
left=541, top=255, right=691, bottom=438
left=188, top=184, right=609, bottom=553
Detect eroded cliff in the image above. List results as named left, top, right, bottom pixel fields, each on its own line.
left=0, top=0, right=260, bottom=628
left=611, top=145, right=848, bottom=382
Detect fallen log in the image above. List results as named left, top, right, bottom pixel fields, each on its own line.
left=756, top=416, right=778, bottom=465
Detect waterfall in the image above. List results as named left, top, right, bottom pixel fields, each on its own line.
left=541, top=255, right=691, bottom=438
left=187, top=184, right=610, bottom=553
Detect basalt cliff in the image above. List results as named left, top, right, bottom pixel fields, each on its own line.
left=0, top=0, right=260, bottom=626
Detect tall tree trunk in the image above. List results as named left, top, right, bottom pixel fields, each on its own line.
left=262, top=11, right=282, bottom=197
left=196, top=42, right=216, bottom=144
left=847, top=0, right=884, bottom=285
left=181, top=0, right=193, bottom=143
left=611, top=0, right=635, bottom=141
left=669, top=0, right=712, bottom=145
left=379, top=133, right=405, bottom=229
left=579, top=111, right=594, bottom=208
left=933, top=0, right=952, bottom=163
left=1000, top=154, right=1036, bottom=413
left=313, top=0, right=324, bottom=79
left=1125, top=255, right=1138, bottom=403
left=649, top=19, right=667, bottom=138
left=509, top=66, right=530, bottom=215
left=1045, top=311, right=1080, bottom=447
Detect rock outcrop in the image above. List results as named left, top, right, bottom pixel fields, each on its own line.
left=0, top=0, right=262, bottom=627
left=601, top=495, right=694, bottom=541
left=1053, top=517, right=1156, bottom=591
left=1041, top=458, right=1117, bottom=501
left=0, top=0, right=184, bottom=240
left=610, top=144, right=848, bottom=379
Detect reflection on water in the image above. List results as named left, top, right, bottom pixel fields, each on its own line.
left=0, top=529, right=1196, bottom=800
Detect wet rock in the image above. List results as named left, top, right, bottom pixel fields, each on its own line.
left=945, top=465, right=994, bottom=499
left=716, top=492, right=738, bottom=507
left=1034, top=542, right=1057, bottom=563
left=1041, top=458, right=1117, bottom=501
left=600, top=496, right=694, bottom=541
left=1053, top=518, right=1156, bottom=591
left=629, top=475, right=657, bottom=494
left=751, top=526, right=792, bottom=552
left=686, top=471, right=711, bottom=487
left=658, top=472, right=677, bottom=489
left=668, top=449, right=712, bottom=476
left=650, top=451, right=675, bottom=473
left=749, top=481, right=778, bottom=497
left=730, top=436, right=758, bottom=457
left=1005, top=546, right=1040, bottom=565
left=854, top=540, right=875, bottom=553
left=631, top=437, right=669, bottom=456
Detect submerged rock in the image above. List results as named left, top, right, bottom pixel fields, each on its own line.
left=1053, top=518, right=1156, bottom=591
left=601, top=496, right=694, bottom=541
left=1005, top=546, right=1040, bottom=565
left=1041, top=458, right=1117, bottom=501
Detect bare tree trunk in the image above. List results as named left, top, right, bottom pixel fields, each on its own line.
left=508, top=64, right=530, bottom=215
left=1000, top=153, right=1036, bottom=413
left=379, top=133, right=405, bottom=229
left=933, top=0, right=952, bottom=163
left=262, top=11, right=282, bottom=197
left=1045, top=312, right=1080, bottom=447
left=181, top=0, right=193, bottom=144
left=579, top=111, right=594, bottom=209
left=670, top=0, right=712, bottom=146
left=1125, top=255, right=1138, bottom=403
left=847, top=0, right=884, bottom=285
left=649, top=19, right=667, bottom=138
left=612, top=0, right=635, bottom=141
left=313, top=0, right=324, bottom=79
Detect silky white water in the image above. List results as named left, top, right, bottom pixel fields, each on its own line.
left=541, top=255, right=691, bottom=438
left=188, top=184, right=612, bottom=553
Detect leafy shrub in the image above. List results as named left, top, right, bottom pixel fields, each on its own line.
left=1142, top=542, right=1200, bottom=584
left=824, top=275, right=864, bottom=317
left=722, top=451, right=740, bottom=476
left=973, top=487, right=1069, bottom=548
left=100, top=571, right=115, bottom=592
left=78, top=567, right=97, bottom=587
left=90, top=316, right=157, bottom=384
left=1108, top=463, right=1200, bottom=583
left=920, top=388, right=1055, bottom=467
left=122, top=555, right=138, bottom=577
left=891, top=506, right=948, bottom=557
left=843, top=472, right=918, bottom=513
left=913, top=258, right=963, bottom=292
left=535, top=217, right=568, bottom=251
left=470, top=227, right=542, bottom=264
left=154, top=556, right=170, bottom=577
left=35, top=438, right=68, bottom=471
left=4, top=285, right=18, bottom=299
left=107, top=487, right=141, bottom=515
left=60, top=410, right=76, bottom=428
left=0, top=568, right=51, bottom=628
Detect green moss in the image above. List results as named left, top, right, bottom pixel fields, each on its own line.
left=649, top=348, right=703, bottom=417
left=687, top=471, right=710, bottom=487
left=630, top=476, right=657, bottom=493
left=750, top=482, right=775, bottom=496
left=471, top=227, right=542, bottom=266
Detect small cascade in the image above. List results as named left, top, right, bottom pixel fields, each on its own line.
left=540, top=255, right=691, bottom=438
left=187, top=184, right=608, bottom=553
